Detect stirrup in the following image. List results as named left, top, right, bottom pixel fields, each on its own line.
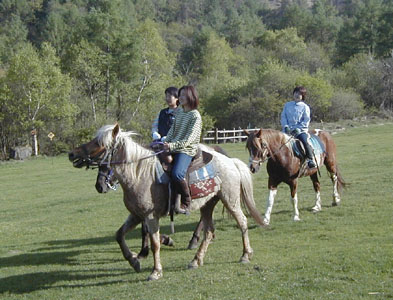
left=174, top=202, right=190, bottom=215
left=307, top=159, right=316, bottom=168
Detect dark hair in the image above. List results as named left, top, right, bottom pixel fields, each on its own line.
left=178, top=85, right=199, bottom=110
left=293, top=86, right=306, bottom=100
left=165, top=86, right=178, bottom=98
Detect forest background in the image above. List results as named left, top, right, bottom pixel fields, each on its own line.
left=0, top=0, right=392, bottom=158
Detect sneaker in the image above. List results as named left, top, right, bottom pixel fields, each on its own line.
left=307, top=159, right=316, bottom=168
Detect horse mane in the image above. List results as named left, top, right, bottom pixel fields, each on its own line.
left=96, top=125, right=156, bottom=180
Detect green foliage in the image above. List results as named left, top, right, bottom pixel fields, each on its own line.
left=3, top=42, right=73, bottom=153
left=1, top=0, right=393, bottom=156
left=295, top=74, right=334, bottom=120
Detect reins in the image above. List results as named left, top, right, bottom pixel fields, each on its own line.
left=84, top=141, right=165, bottom=169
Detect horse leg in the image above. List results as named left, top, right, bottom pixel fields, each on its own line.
left=115, top=214, right=142, bottom=272
left=145, top=215, right=163, bottom=281
left=137, top=222, right=150, bottom=259
left=187, top=197, right=218, bottom=250
left=188, top=199, right=217, bottom=269
left=310, top=173, right=322, bottom=212
left=264, top=182, right=278, bottom=225
left=187, top=218, right=203, bottom=250
left=225, top=201, right=254, bottom=264
left=323, top=151, right=343, bottom=206
left=329, top=172, right=341, bottom=206
left=289, top=180, right=301, bottom=221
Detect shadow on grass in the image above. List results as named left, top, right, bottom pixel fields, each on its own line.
left=0, top=269, right=134, bottom=294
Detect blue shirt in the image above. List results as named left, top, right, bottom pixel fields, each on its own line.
left=280, top=101, right=311, bottom=132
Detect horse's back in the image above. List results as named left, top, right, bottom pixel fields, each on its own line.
left=312, top=129, right=337, bottom=154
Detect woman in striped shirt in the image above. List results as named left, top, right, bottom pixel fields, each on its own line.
left=163, top=85, right=202, bottom=213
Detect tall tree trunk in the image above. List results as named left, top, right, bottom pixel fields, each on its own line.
left=31, top=129, right=38, bottom=156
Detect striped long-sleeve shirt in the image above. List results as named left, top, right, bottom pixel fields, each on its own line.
left=165, top=109, right=202, bottom=156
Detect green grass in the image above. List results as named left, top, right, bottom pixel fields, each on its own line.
left=1, top=123, right=392, bottom=300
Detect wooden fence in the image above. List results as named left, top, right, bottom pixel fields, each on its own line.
left=202, top=128, right=259, bottom=144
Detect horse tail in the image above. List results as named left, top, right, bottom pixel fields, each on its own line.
left=232, top=158, right=265, bottom=227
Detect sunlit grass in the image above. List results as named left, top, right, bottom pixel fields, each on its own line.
left=0, top=123, right=392, bottom=299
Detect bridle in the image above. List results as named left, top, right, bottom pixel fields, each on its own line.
left=248, top=137, right=270, bottom=166
left=248, top=134, right=295, bottom=166
left=81, top=140, right=165, bottom=169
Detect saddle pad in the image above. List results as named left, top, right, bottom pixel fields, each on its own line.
left=188, top=161, right=217, bottom=184
left=190, top=177, right=220, bottom=199
left=291, top=134, right=325, bottom=158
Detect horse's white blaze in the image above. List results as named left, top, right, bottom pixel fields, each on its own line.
left=264, top=189, right=277, bottom=225
left=291, top=193, right=301, bottom=221
left=312, top=191, right=322, bottom=212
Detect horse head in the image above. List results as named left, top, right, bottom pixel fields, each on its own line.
left=68, top=124, right=121, bottom=168
left=244, top=129, right=270, bottom=174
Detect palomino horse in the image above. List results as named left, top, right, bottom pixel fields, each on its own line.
left=69, top=124, right=264, bottom=281
left=244, top=128, right=345, bottom=225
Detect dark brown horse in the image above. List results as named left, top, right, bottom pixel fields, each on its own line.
left=245, top=128, right=345, bottom=225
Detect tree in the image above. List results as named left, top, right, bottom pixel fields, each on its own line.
left=5, top=43, right=73, bottom=155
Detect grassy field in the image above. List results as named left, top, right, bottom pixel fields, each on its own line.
left=0, top=123, right=392, bottom=300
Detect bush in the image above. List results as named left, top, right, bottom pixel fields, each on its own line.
left=326, top=89, right=364, bottom=121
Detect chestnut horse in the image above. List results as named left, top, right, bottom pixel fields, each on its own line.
left=69, top=124, right=264, bottom=281
left=245, top=128, right=345, bottom=225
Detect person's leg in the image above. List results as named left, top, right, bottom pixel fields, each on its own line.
left=297, top=132, right=316, bottom=168
left=172, top=153, right=193, bottom=212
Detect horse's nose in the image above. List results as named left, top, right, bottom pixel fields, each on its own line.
left=250, top=166, right=256, bottom=173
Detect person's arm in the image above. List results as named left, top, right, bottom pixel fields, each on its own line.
left=280, top=103, right=289, bottom=132
left=168, top=113, right=202, bottom=152
left=151, top=112, right=161, bottom=140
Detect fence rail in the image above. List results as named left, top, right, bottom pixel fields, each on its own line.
left=202, top=128, right=259, bottom=143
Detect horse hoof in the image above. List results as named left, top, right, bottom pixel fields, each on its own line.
left=311, top=206, right=321, bottom=213
left=293, top=216, right=301, bottom=222
left=188, top=260, right=199, bottom=269
left=147, top=270, right=163, bottom=281
left=263, top=219, right=270, bottom=226
left=187, top=239, right=199, bottom=250
left=129, top=258, right=141, bottom=273
left=166, top=237, right=174, bottom=247
left=239, top=256, right=250, bottom=264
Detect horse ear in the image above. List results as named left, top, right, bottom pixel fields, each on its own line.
left=243, top=129, right=249, bottom=136
left=112, top=123, right=120, bottom=139
left=256, top=129, right=262, bottom=138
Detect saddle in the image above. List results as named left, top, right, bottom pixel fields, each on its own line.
left=291, top=134, right=325, bottom=159
left=154, top=146, right=218, bottom=200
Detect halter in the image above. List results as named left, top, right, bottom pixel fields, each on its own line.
left=98, top=168, right=119, bottom=190
left=248, top=134, right=295, bottom=165
left=96, top=140, right=165, bottom=167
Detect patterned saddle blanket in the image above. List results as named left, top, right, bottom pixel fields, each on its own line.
left=155, top=157, right=220, bottom=200
left=291, top=134, right=325, bottom=159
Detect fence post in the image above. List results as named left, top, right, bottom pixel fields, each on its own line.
left=214, top=128, right=218, bottom=144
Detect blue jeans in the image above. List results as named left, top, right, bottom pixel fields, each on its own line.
left=171, top=153, right=193, bottom=182
left=296, top=132, right=313, bottom=160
